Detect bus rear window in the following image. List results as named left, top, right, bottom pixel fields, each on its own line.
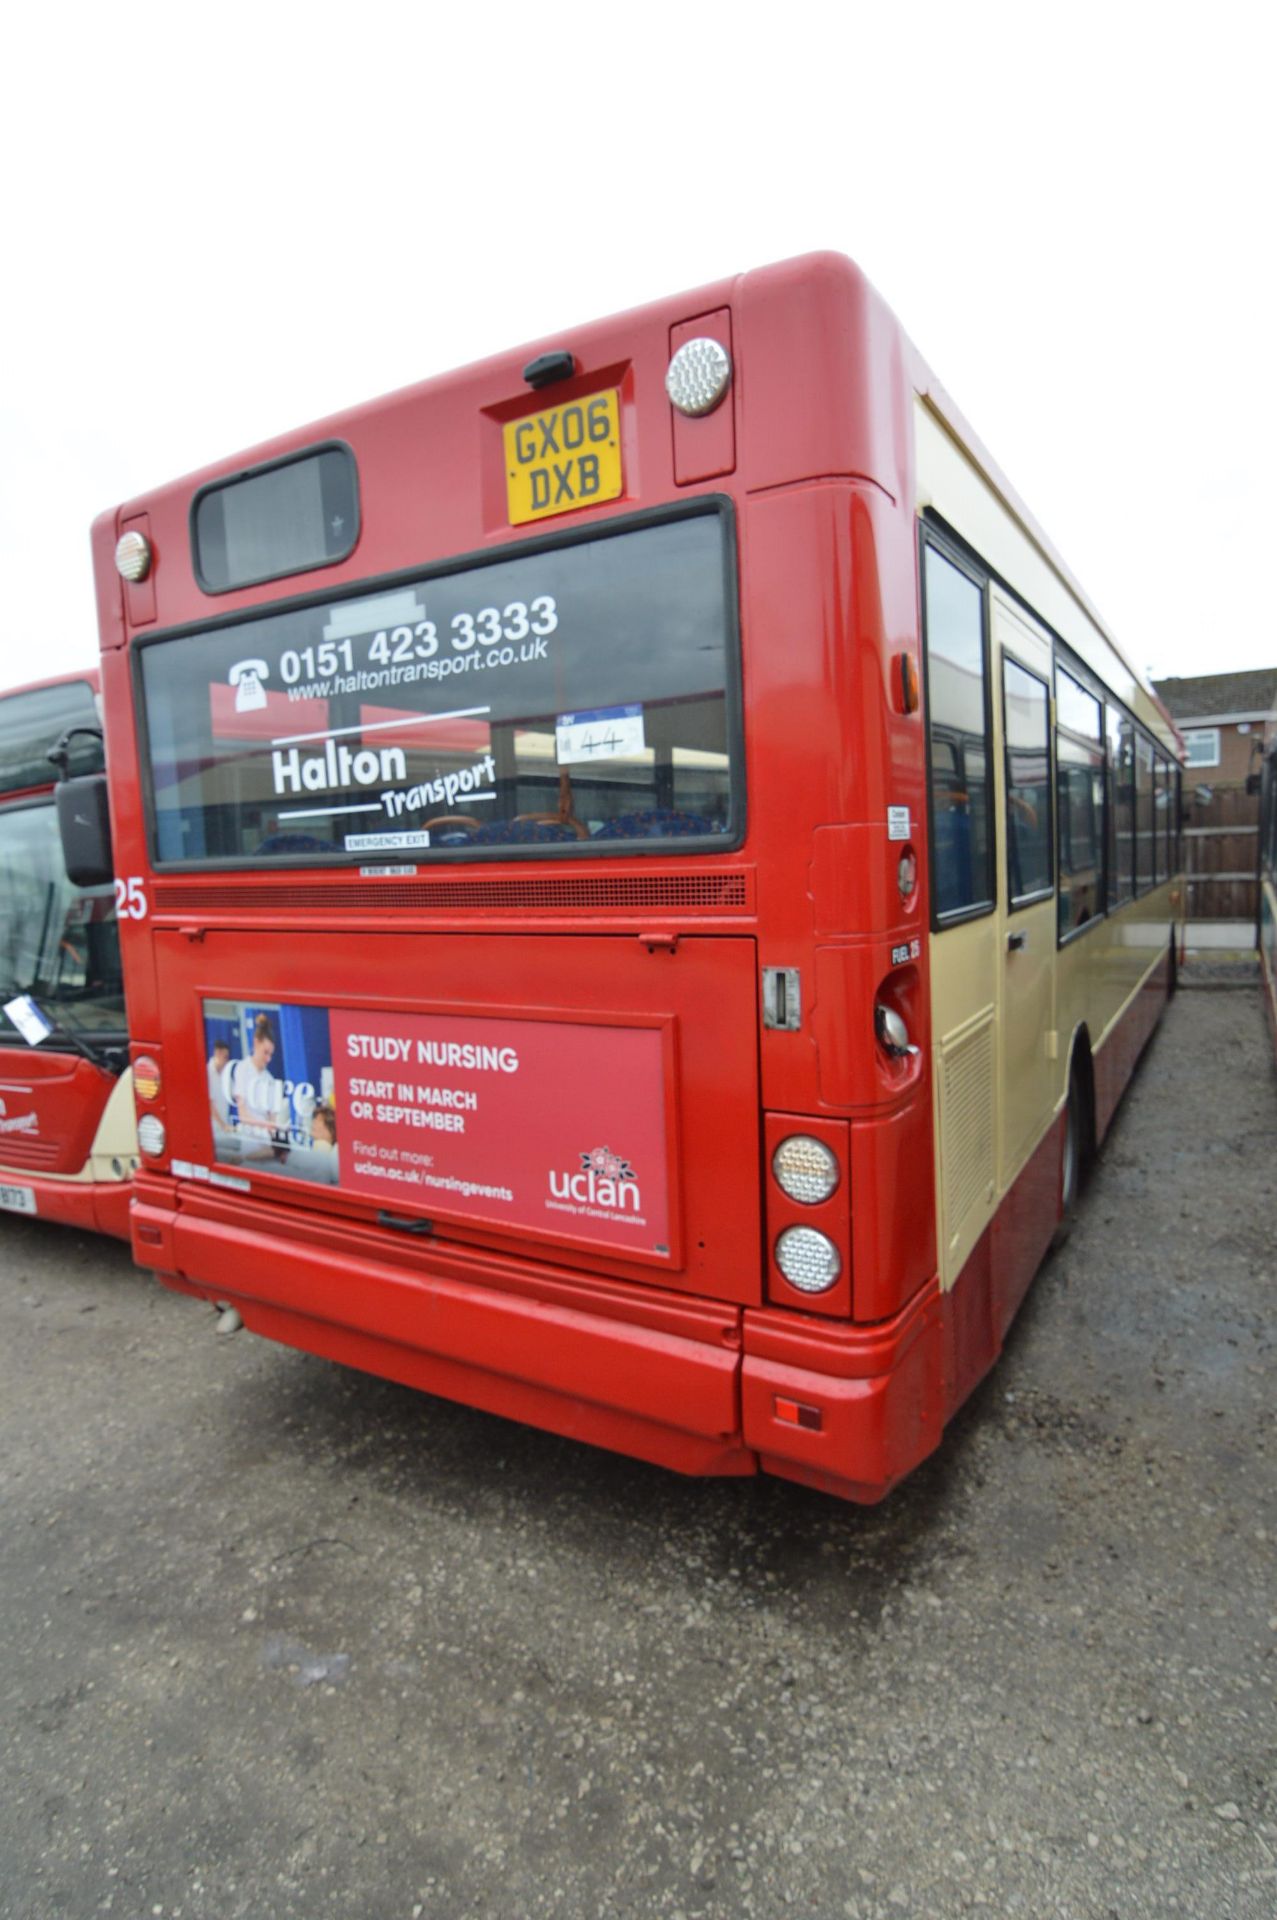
left=192, top=445, right=359, bottom=594
left=140, top=505, right=740, bottom=867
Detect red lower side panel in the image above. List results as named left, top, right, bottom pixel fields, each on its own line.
left=1095, top=951, right=1169, bottom=1143
left=939, top=1110, right=1063, bottom=1426
left=942, top=952, right=1170, bottom=1426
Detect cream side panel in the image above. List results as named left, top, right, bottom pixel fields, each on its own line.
left=88, top=1067, right=138, bottom=1182
left=990, top=590, right=1061, bottom=1182
left=916, top=403, right=1173, bottom=750
left=930, top=916, right=999, bottom=1292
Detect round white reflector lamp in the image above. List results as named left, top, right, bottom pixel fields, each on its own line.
left=772, top=1135, right=839, bottom=1205
left=115, top=531, right=152, bottom=582
left=136, top=1114, right=166, bottom=1158
left=665, top=337, right=732, bottom=417
left=775, top=1226, right=841, bottom=1294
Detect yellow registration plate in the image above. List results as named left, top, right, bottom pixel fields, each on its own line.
left=504, top=389, right=623, bottom=526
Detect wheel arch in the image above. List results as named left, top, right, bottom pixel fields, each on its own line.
left=1064, top=1022, right=1097, bottom=1173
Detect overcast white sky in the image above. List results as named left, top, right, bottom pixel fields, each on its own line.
left=1, top=2, right=1272, bottom=689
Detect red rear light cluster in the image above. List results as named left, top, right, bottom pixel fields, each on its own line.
left=133, top=1055, right=161, bottom=1101
left=763, top=1112, right=852, bottom=1314
left=131, top=1049, right=167, bottom=1161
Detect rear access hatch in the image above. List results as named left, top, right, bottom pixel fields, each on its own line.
left=155, top=927, right=761, bottom=1305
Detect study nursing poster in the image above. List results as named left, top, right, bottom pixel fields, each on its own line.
left=202, top=998, right=671, bottom=1256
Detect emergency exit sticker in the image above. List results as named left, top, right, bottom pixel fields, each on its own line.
left=887, top=807, right=911, bottom=841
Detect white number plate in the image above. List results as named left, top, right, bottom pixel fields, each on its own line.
left=0, top=1183, right=37, bottom=1215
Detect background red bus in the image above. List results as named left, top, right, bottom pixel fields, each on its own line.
left=0, top=673, right=134, bottom=1237
left=86, top=253, right=1182, bottom=1500
left=1259, top=711, right=1277, bottom=1059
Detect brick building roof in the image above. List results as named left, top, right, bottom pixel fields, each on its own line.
left=1152, top=667, right=1277, bottom=721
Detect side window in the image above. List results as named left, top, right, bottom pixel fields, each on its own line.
left=1056, top=664, right=1104, bottom=939
left=1106, top=707, right=1135, bottom=907
left=1155, top=755, right=1171, bottom=884
left=1003, top=658, right=1052, bottom=907
left=1135, top=735, right=1156, bottom=894
left=924, top=541, right=994, bottom=921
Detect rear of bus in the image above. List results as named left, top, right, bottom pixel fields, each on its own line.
left=96, top=255, right=941, bottom=1499
left=0, top=675, right=135, bottom=1238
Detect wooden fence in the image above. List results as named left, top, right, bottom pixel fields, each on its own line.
left=1182, top=783, right=1259, bottom=920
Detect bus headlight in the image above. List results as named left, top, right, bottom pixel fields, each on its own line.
left=775, top=1226, right=841, bottom=1294
left=136, top=1114, right=167, bottom=1158
left=772, top=1135, right=840, bottom=1204
left=665, top=337, right=732, bottom=416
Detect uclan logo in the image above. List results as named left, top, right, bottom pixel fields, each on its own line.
left=548, top=1145, right=641, bottom=1212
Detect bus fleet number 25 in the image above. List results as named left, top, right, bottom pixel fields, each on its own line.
left=114, top=877, right=148, bottom=920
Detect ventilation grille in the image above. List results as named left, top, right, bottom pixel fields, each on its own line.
left=940, top=1013, right=995, bottom=1251
left=154, top=870, right=752, bottom=915
left=0, top=1136, right=60, bottom=1170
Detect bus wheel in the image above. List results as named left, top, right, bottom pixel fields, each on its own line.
left=1051, top=1071, right=1084, bottom=1251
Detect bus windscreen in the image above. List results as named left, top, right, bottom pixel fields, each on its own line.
left=0, top=802, right=125, bottom=1040
left=139, top=507, right=739, bottom=866
left=0, top=681, right=100, bottom=796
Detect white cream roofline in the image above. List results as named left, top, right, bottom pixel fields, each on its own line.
left=1174, top=711, right=1272, bottom=727
left=910, top=372, right=1180, bottom=753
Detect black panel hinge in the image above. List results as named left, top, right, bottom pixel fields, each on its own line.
left=377, top=1211, right=435, bottom=1236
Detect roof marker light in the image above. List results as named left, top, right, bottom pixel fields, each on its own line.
left=665, top=338, right=732, bottom=417
left=115, top=531, right=152, bottom=582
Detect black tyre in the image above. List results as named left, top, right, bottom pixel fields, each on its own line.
left=1051, top=1070, right=1084, bottom=1251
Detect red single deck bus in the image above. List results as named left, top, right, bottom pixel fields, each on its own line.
left=0, top=673, right=135, bottom=1238
left=86, top=253, right=1182, bottom=1500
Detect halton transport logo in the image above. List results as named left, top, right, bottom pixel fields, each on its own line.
left=547, top=1144, right=641, bottom=1214
left=0, top=1094, right=38, bottom=1136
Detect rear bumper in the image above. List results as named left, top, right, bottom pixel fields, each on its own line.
left=133, top=1179, right=946, bottom=1499
left=742, top=1284, right=945, bottom=1502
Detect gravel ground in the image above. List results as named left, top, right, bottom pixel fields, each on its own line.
left=1, top=985, right=1273, bottom=1920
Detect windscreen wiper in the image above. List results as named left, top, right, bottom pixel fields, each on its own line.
left=4, top=986, right=128, bottom=1075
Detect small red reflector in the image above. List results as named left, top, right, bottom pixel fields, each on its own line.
left=774, top=1395, right=823, bottom=1432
